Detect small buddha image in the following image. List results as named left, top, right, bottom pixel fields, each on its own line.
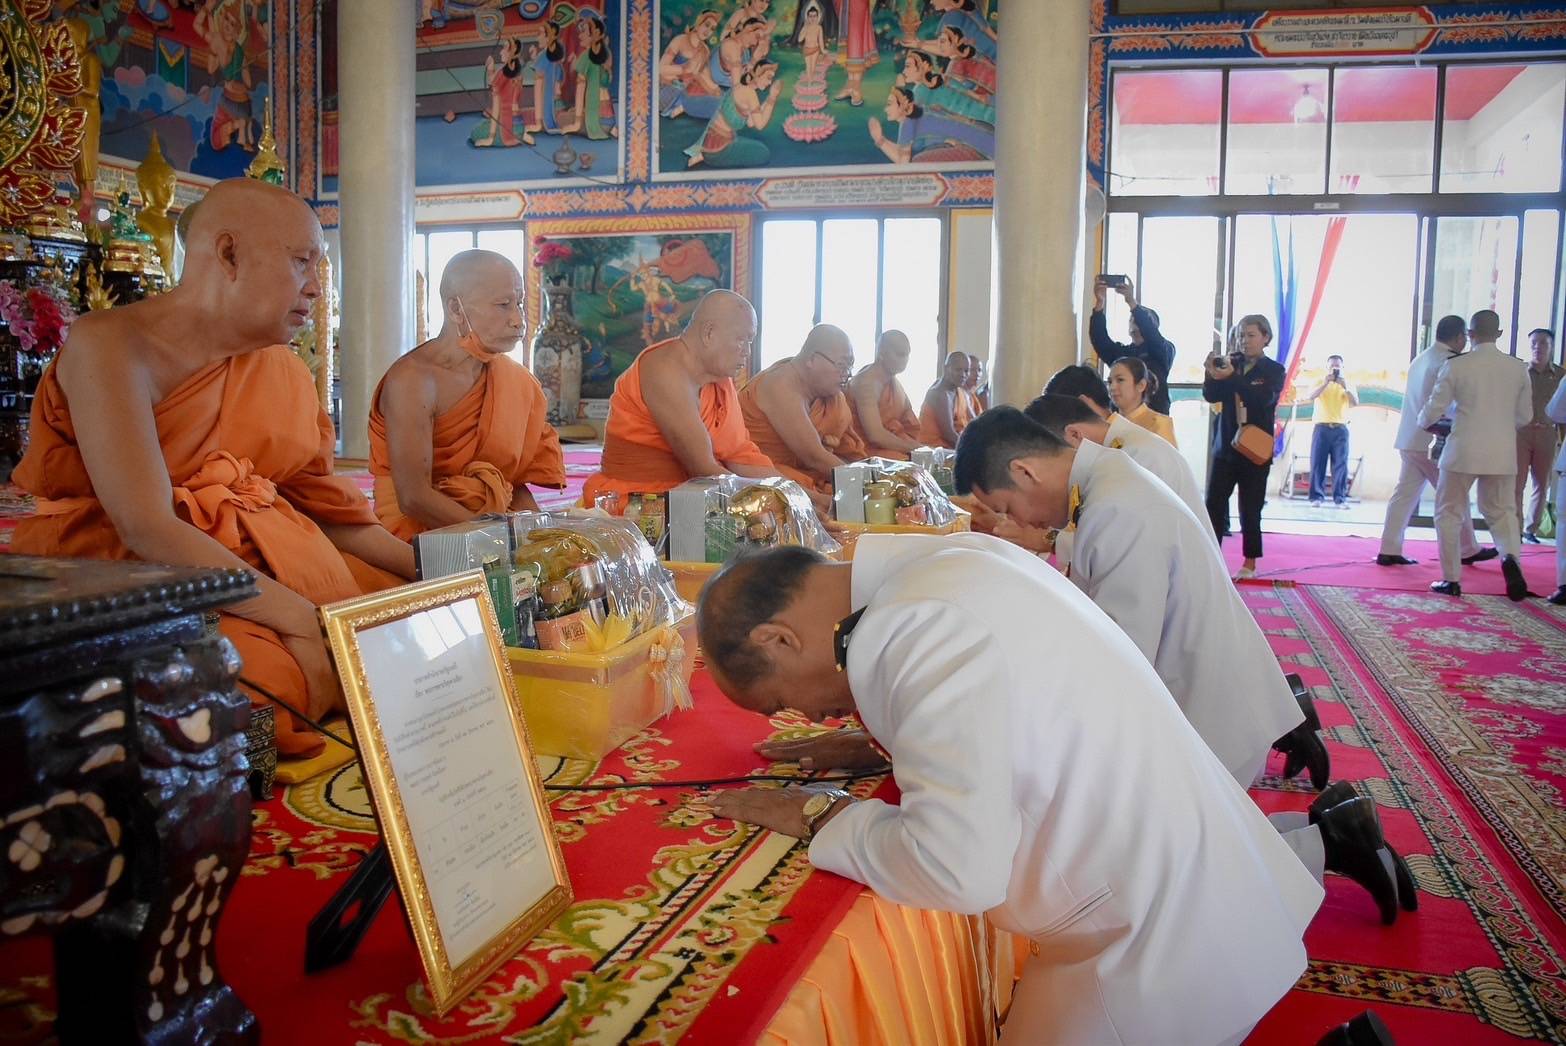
left=136, top=132, right=178, bottom=277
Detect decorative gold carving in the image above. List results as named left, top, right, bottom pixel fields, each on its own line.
left=0, top=0, right=86, bottom=226
left=245, top=105, right=285, bottom=185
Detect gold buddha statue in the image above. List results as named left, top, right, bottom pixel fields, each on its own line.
left=64, top=16, right=103, bottom=218
left=136, top=132, right=178, bottom=276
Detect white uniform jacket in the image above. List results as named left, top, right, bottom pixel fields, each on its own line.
left=1396, top=342, right=1462, bottom=453
left=1419, top=342, right=1531, bottom=475
left=1104, top=413, right=1207, bottom=524
left=810, top=532, right=1323, bottom=1046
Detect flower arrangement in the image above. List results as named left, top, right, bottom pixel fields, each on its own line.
left=533, top=240, right=575, bottom=284
left=0, top=281, right=76, bottom=356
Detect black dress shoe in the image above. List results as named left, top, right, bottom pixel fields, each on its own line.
left=1286, top=674, right=1321, bottom=731
left=1274, top=721, right=1331, bottom=790
left=1309, top=780, right=1360, bottom=819
left=1524, top=532, right=1542, bottom=544
left=1317, top=796, right=1400, bottom=924
left=1387, top=843, right=1419, bottom=912
left=1502, top=555, right=1529, bottom=602
left=1376, top=554, right=1418, bottom=566
left=1310, top=785, right=1419, bottom=912
left=1317, top=1009, right=1396, bottom=1046
left=1549, top=587, right=1566, bottom=606
left=1462, top=547, right=1499, bottom=565
left=1430, top=580, right=1462, bottom=596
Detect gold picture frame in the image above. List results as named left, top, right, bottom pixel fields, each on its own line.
left=319, top=572, right=572, bottom=1016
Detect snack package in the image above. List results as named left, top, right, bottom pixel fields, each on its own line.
left=667, top=475, right=841, bottom=563
left=833, top=458, right=959, bottom=526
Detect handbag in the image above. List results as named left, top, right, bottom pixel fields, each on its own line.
left=1230, top=393, right=1273, bottom=466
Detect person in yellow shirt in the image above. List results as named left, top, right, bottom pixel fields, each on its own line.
left=1304, top=354, right=1358, bottom=507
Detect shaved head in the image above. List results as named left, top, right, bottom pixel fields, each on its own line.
left=872, top=329, right=911, bottom=377
left=185, top=179, right=320, bottom=266
left=942, top=351, right=968, bottom=385
left=683, top=288, right=757, bottom=380
left=685, top=288, right=753, bottom=335
left=797, top=323, right=854, bottom=396
left=440, top=249, right=517, bottom=308
left=438, top=249, right=525, bottom=353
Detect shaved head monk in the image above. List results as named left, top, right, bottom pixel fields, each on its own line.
left=11, top=180, right=415, bottom=760
left=965, top=353, right=990, bottom=412
left=369, top=249, right=565, bottom=540
left=738, top=324, right=868, bottom=493
left=582, top=289, right=783, bottom=512
left=919, top=351, right=975, bottom=449
left=848, top=330, right=921, bottom=459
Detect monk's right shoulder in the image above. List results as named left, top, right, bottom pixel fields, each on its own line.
left=54, top=310, right=153, bottom=393
left=379, top=354, right=439, bottom=413
left=639, top=340, right=695, bottom=390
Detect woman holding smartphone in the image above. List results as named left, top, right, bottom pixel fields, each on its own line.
left=1204, top=316, right=1285, bottom=580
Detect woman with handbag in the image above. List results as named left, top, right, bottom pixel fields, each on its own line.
left=1204, top=315, right=1286, bottom=580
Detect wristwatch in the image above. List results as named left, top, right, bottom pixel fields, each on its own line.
left=801, top=788, right=853, bottom=840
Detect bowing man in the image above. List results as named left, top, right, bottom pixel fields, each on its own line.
left=953, top=408, right=1416, bottom=924
left=369, top=250, right=565, bottom=540
left=698, top=537, right=1322, bottom=1044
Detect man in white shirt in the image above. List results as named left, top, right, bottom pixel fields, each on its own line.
left=1418, top=310, right=1533, bottom=600
left=952, top=407, right=1414, bottom=923
left=699, top=538, right=1322, bottom=1045
left=1378, top=315, right=1482, bottom=566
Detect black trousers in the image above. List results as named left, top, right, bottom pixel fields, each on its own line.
left=1207, top=449, right=1270, bottom=559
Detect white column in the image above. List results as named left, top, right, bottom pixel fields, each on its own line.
left=335, top=0, right=416, bottom=459
left=991, top=0, right=1090, bottom=408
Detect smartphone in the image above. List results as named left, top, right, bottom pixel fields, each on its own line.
left=1097, top=274, right=1129, bottom=288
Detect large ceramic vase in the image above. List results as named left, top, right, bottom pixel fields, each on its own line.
left=532, top=276, right=587, bottom=426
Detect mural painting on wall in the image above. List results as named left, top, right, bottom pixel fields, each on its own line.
left=319, top=0, right=623, bottom=194
left=527, top=217, right=748, bottom=400
left=59, top=0, right=271, bottom=183
left=656, top=0, right=996, bottom=175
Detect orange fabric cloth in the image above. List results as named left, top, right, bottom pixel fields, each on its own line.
left=760, top=890, right=1025, bottom=1046
left=852, top=375, right=921, bottom=461
left=917, top=386, right=972, bottom=449
left=367, top=356, right=566, bottom=540
left=582, top=338, right=774, bottom=511
left=738, top=361, right=867, bottom=491
left=961, top=388, right=985, bottom=419
left=12, top=345, right=403, bottom=759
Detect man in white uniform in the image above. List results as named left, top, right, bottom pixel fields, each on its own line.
left=699, top=538, right=1322, bottom=1045
left=1378, top=315, right=1483, bottom=566
left=1419, top=310, right=1533, bottom=600
left=1547, top=371, right=1566, bottom=605
left=951, top=407, right=1414, bottom=924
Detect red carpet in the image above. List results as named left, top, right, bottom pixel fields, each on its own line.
left=1225, top=532, right=1559, bottom=596
left=1244, top=585, right=1566, bottom=1044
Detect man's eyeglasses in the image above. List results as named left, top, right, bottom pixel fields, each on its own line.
left=813, top=352, right=854, bottom=375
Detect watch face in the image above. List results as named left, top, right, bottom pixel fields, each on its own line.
left=802, top=793, right=833, bottom=819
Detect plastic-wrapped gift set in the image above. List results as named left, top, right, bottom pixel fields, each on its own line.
left=832, top=457, right=970, bottom=549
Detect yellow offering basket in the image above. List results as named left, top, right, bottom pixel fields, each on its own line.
left=508, top=613, right=698, bottom=762
left=834, top=512, right=972, bottom=559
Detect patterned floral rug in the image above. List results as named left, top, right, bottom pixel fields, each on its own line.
left=1247, top=586, right=1566, bottom=1044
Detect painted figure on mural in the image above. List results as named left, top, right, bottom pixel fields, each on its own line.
left=792, top=0, right=837, bottom=79
left=194, top=0, right=261, bottom=152
left=417, top=0, right=447, bottom=30
left=869, top=83, right=992, bottom=164
left=659, top=9, right=722, bottom=120
left=897, top=47, right=991, bottom=125
left=472, top=36, right=535, bottom=147
left=832, top=0, right=876, bottom=105
left=561, top=9, right=616, bottom=140
left=685, top=59, right=781, bottom=168
left=713, top=15, right=767, bottom=92
left=916, top=25, right=994, bottom=94
left=723, top=0, right=776, bottom=56
left=917, top=0, right=996, bottom=60
left=527, top=18, right=568, bottom=133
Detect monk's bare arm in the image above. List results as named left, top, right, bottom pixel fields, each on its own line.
left=757, top=374, right=845, bottom=473
left=317, top=522, right=415, bottom=580
left=924, top=386, right=960, bottom=445
left=381, top=362, right=480, bottom=530
left=851, top=372, right=919, bottom=452
left=57, top=322, right=320, bottom=638
left=641, top=349, right=729, bottom=477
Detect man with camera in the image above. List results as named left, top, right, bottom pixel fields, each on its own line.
left=1303, top=355, right=1358, bottom=507
left=1090, top=276, right=1175, bottom=414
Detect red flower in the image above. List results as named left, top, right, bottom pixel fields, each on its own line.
left=533, top=241, right=574, bottom=268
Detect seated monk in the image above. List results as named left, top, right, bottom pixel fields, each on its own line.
left=369, top=249, right=565, bottom=540
left=967, top=354, right=991, bottom=413
left=10, top=180, right=415, bottom=760
left=918, top=351, right=974, bottom=449
left=738, top=324, right=867, bottom=492
left=848, top=330, right=922, bottom=460
left=581, top=289, right=782, bottom=512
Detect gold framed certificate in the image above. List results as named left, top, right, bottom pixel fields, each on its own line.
left=319, top=572, right=571, bottom=1016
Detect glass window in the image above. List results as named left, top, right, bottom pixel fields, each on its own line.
left=1518, top=210, right=1561, bottom=342
left=426, top=230, right=477, bottom=337
left=1139, top=216, right=1224, bottom=385
left=1429, top=216, right=1520, bottom=351
left=1226, top=68, right=1329, bottom=196
left=881, top=218, right=943, bottom=406
left=476, top=228, right=527, bottom=274
left=1441, top=64, right=1566, bottom=194
left=819, top=219, right=881, bottom=369
left=1330, top=66, right=1437, bottom=193
left=758, top=221, right=818, bottom=370
left=1110, top=69, right=1222, bottom=197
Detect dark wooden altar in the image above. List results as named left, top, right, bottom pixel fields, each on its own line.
left=0, top=555, right=261, bottom=1044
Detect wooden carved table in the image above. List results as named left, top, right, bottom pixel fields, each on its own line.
left=0, top=555, right=261, bottom=1044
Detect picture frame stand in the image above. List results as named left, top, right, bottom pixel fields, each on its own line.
left=304, top=842, right=398, bottom=973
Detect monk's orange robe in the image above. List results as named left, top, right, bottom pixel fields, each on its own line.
left=737, top=361, right=867, bottom=492
left=851, top=375, right=921, bottom=461
left=917, top=385, right=973, bottom=449
left=367, top=357, right=566, bottom=540
left=12, top=346, right=404, bottom=759
left=961, top=387, right=985, bottom=418
left=581, top=338, right=775, bottom=512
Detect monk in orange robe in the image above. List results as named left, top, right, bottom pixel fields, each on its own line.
left=963, top=353, right=989, bottom=414
left=848, top=329, right=922, bottom=460
left=581, top=289, right=781, bottom=513
left=369, top=250, right=565, bottom=540
left=918, top=351, right=974, bottom=449
left=738, top=324, right=867, bottom=493
left=11, top=181, right=414, bottom=759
